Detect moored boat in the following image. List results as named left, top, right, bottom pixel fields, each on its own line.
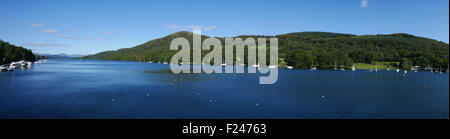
left=0, top=65, right=7, bottom=72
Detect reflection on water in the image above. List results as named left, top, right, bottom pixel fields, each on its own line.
left=0, top=59, right=448, bottom=119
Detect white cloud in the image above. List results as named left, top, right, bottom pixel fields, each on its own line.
left=361, top=0, right=368, bottom=8
left=56, top=34, right=76, bottom=39
left=40, top=29, right=59, bottom=34
left=27, top=42, right=68, bottom=47
left=29, top=23, right=44, bottom=27
left=39, top=29, right=76, bottom=39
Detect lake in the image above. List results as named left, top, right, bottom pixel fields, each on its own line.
left=0, top=59, right=448, bottom=119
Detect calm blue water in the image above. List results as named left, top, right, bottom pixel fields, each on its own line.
left=0, top=59, right=448, bottom=119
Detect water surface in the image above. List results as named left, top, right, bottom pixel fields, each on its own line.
left=0, top=59, right=448, bottom=119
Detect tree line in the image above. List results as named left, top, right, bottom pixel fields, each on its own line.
left=80, top=31, right=449, bottom=70
left=0, top=40, right=37, bottom=65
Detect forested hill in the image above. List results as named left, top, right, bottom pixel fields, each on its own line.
left=0, top=40, right=36, bottom=65
left=79, top=31, right=449, bottom=70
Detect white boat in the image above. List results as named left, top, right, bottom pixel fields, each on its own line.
left=163, top=62, right=168, bottom=64
left=8, top=64, right=16, bottom=71
left=396, top=69, right=400, bottom=72
left=404, top=70, right=408, bottom=74
left=310, top=66, right=317, bottom=71
left=26, top=61, right=32, bottom=68
left=286, top=66, right=293, bottom=69
left=352, top=65, right=356, bottom=71
left=0, top=65, right=7, bottom=72
left=221, top=63, right=227, bottom=66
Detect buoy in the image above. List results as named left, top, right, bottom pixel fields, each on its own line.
left=423, top=84, right=427, bottom=88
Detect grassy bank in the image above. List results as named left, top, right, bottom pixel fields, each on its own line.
left=354, top=62, right=399, bottom=70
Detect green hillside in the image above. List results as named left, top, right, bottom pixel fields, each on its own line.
left=0, top=40, right=37, bottom=65
left=79, top=31, right=449, bottom=70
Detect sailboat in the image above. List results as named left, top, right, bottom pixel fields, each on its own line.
left=396, top=64, right=400, bottom=72
left=352, top=65, right=356, bottom=71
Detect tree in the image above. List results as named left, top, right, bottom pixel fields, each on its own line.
left=400, top=58, right=411, bottom=70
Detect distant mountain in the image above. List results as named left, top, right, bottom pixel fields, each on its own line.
left=36, top=53, right=85, bottom=59
left=79, top=31, right=449, bottom=70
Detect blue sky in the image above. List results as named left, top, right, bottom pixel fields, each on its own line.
left=0, top=0, right=448, bottom=55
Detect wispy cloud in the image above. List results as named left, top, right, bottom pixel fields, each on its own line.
left=27, top=42, right=68, bottom=47
left=56, top=34, right=76, bottom=39
left=361, top=0, right=368, bottom=8
left=40, top=29, right=76, bottom=39
left=166, top=23, right=216, bottom=31
left=40, top=29, right=59, bottom=34
left=29, top=23, right=44, bottom=27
